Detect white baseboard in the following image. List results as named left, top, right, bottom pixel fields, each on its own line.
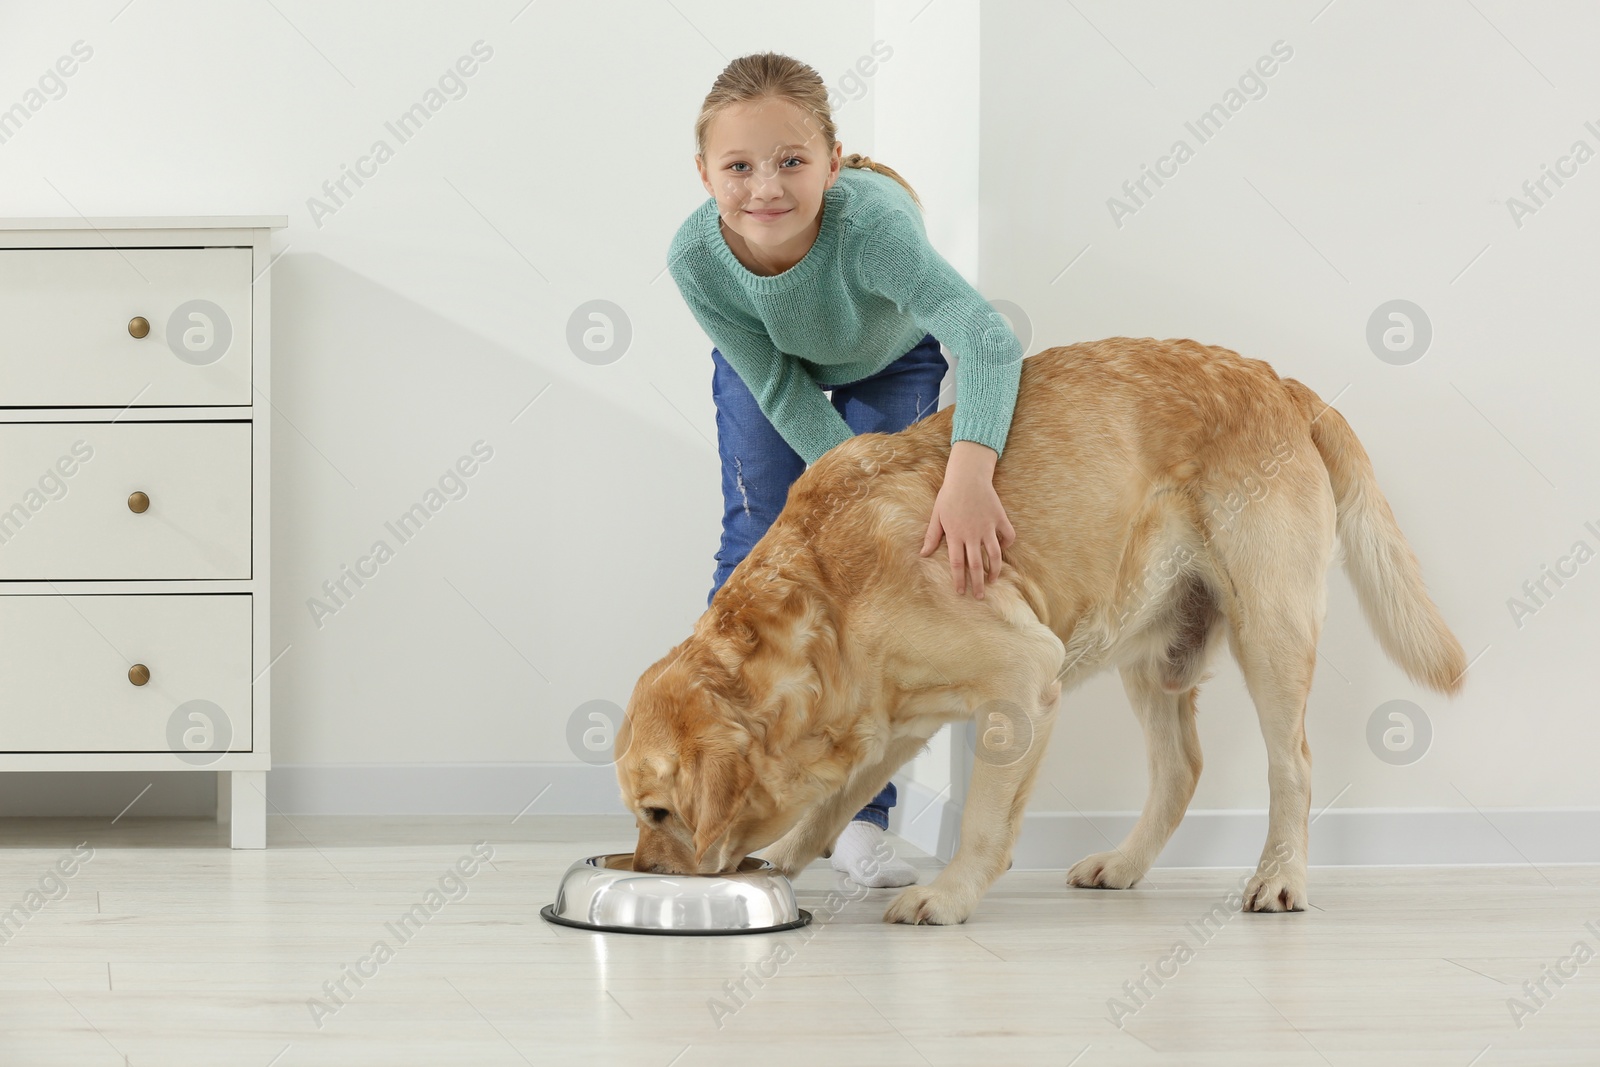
left=883, top=786, right=1600, bottom=868
left=265, top=762, right=626, bottom=814
left=0, top=770, right=216, bottom=816
left=0, top=764, right=626, bottom=819
left=1011, top=808, right=1600, bottom=868
left=8, top=765, right=1597, bottom=868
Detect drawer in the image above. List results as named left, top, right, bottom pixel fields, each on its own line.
left=0, top=247, right=252, bottom=406
left=0, top=593, right=251, bottom=753
left=0, top=422, right=250, bottom=579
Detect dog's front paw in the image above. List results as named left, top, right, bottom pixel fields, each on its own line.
left=1067, top=849, right=1145, bottom=889
left=1243, top=867, right=1307, bottom=912
left=883, top=884, right=970, bottom=925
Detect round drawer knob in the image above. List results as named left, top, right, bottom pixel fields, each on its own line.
left=128, top=663, right=150, bottom=686
left=128, top=491, right=150, bottom=514
left=128, top=316, right=150, bottom=339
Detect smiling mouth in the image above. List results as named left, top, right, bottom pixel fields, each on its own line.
left=746, top=208, right=790, bottom=218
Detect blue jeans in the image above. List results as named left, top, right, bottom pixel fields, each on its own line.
left=707, top=333, right=948, bottom=830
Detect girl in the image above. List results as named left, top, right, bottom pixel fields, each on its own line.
left=666, top=52, right=1025, bottom=888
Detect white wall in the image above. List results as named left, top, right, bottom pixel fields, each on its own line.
left=979, top=0, right=1600, bottom=863
left=4, top=2, right=1597, bottom=865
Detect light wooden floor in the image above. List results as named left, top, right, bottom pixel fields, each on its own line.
left=1, top=815, right=1597, bottom=1065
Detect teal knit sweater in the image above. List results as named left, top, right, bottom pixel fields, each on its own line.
left=666, top=167, right=1024, bottom=466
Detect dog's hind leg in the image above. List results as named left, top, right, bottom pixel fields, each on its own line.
left=1068, top=573, right=1222, bottom=889
left=1220, top=593, right=1321, bottom=912
left=1227, top=589, right=1322, bottom=912
left=1211, top=468, right=1335, bottom=912
left=1066, top=667, right=1206, bottom=890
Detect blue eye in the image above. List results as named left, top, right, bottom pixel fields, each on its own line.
left=730, top=157, right=802, bottom=173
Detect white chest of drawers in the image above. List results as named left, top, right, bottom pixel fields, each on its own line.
left=0, top=216, right=285, bottom=848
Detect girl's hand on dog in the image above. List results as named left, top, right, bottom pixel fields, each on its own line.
left=920, top=440, right=1016, bottom=599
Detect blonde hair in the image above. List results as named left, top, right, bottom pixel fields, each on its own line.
left=694, top=51, right=923, bottom=212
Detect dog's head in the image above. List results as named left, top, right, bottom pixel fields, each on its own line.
left=615, top=643, right=821, bottom=875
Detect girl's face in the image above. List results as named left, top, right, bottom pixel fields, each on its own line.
left=697, top=97, right=841, bottom=257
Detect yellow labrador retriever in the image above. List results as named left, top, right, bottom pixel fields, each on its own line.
left=617, top=337, right=1467, bottom=924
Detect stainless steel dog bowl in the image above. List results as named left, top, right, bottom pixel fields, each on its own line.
left=541, top=853, right=813, bottom=935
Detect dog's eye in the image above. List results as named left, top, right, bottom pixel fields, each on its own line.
left=644, top=807, right=670, bottom=823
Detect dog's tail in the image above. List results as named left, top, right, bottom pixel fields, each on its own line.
left=1282, top=379, right=1469, bottom=696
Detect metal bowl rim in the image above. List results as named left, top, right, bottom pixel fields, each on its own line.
left=579, top=852, right=781, bottom=877
left=539, top=903, right=814, bottom=936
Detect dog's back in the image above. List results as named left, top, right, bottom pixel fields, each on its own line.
left=806, top=336, right=1464, bottom=697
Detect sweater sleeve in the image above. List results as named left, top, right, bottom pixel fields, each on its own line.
left=855, top=210, right=1025, bottom=457
left=675, top=281, right=855, bottom=467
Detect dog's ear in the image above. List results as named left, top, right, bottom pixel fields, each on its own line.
left=690, top=746, right=754, bottom=869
